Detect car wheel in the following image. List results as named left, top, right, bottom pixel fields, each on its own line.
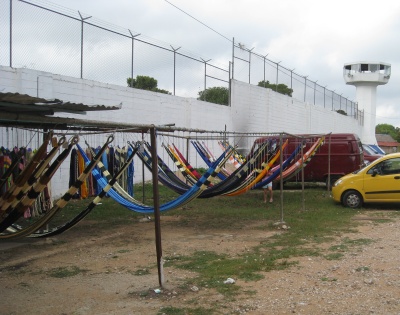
left=342, top=190, right=362, bottom=208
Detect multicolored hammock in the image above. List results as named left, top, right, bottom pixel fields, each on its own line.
left=0, top=135, right=114, bottom=239
left=0, top=136, right=79, bottom=234
left=77, top=142, right=234, bottom=213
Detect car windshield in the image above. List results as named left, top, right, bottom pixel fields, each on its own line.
left=362, top=144, right=376, bottom=155
left=352, top=161, right=370, bottom=174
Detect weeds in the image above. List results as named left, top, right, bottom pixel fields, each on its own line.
left=48, top=266, right=88, bottom=278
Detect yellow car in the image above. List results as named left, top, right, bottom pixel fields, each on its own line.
left=332, top=152, right=400, bottom=208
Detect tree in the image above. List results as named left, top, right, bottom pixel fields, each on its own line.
left=127, top=75, right=171, bottom=95
left=258, top=80, right=293, bottom=97
left=376, top=123, right=400, bottom=142
left=336, top=109, right=347, bottom=116
left=198, top=86, right=229, bottom=105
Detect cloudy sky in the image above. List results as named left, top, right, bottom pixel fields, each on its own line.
left=29, top=0, right=400, bottom=128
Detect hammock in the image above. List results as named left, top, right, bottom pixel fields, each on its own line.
left=172, top=143, right=202, bottom=179
left=161, top=143, right=198, bottom=186
left=136, top=143, right=191, bottom=195
left=225, top=139, right=289, bottom=196
left=271, top=136, right=325, bottom=183
left=86, top=142, right=147, bottom=207
left=191, top=141, right=229, bottom=180
left=0, top=133, right=58, bottom=211
left=78, top=142, right=234, bottom=213
left=31, top=139, right=137, bottom=238
left=0, top=136, right=79, bottom=234
left=196, top=140, right=273, bottom=198
left=0, top=135, right=114, bottom=239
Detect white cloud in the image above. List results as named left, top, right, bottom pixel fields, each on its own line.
left=13, top=0, right=400, bottom=128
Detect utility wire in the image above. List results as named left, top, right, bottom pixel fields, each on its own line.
left=164, top=0, right=232, bottom=43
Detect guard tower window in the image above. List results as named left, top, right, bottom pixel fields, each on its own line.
left=369, top=64, right=378, bottom=72
left=360, top=64, right=369, bottom=72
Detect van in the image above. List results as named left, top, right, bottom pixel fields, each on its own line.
left=252, top=133, right=365, bottom=187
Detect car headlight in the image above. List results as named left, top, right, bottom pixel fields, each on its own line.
left=333, top=179, right=342, bottom=187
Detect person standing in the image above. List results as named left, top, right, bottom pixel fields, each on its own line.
left=262, top=170, right=273, bottom=203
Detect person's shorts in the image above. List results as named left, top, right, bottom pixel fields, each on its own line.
left=262, top=182, right=272, bottom=189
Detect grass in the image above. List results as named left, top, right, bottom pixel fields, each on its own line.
left=42, top=182, right=396, bottom=313
left=48, top=266, right=88, bottom=278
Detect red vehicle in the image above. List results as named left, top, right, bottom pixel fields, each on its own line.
left=362, top=144, right=384, bottom=163
left=252, top=133, right=366, bottom=187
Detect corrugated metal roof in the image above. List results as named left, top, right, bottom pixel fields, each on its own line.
left=376, top=133, right=397, bottom=143
left=0, top=92, right=122, bottom=115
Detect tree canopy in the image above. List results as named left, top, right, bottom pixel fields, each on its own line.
left=336, top=109, right=347, bottom=116
left=197, top=86, right=229, bottom=105
left=127, top=75, right=171, bottom=95
left=376, top=123, right=400, bottom=142
left=257, top=80, right=293, bottom=97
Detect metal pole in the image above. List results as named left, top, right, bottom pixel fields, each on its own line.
left=276, top=62, right=281, bottom=91
left=248, top=50, right=251, bottom=84
left=232, top=37, right=234, bottom=80
left=263, top=56, right=266, bottom=86
left=290, top=69, right=294, bottom=90
left=150, top=126, right=164, bottom=287
left=313, top=81, right=317, bottom=105
left=170, top=46, right=181, bottom=96
left=128, top=31, right=140, bottom=87
left=327, top=133, right=332, bottom=192
left=229, top=61, right=232, bottom=106
left=78, top=11, right=92, bottom=79
left=141, top=132, right=145, bottom=203
left=9, top=0, right=12, bottom=67
left=279, top=133, right=284, bottom=223
left=301, top=137, right=305, bottom=211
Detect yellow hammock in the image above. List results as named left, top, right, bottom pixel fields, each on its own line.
left=225, top=139, right=288, bottom=196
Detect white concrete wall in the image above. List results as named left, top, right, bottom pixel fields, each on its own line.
left=0, top=66, right=363, bottom=198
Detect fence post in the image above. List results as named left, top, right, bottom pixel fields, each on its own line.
left=128, top=30, right=140, bottom=87
left=201, top=58, right=211, bottom=101
left=171, top=46, right=181, bottom=96
left=263, top=54, right=268, bottom=87
left=304, top=76, right=308, bottom=102
left=9, top=0, right=12, bottom=67
left=78, top=11, right=92, bottom=79
left=275, top=61, right=281, bottom=91
left=290, top=68, right=295, bottom=90
left=248, top=48, right=254, bottom=84
left=313, top=81, right=317, bottom=105
left=231, top=37, right=235, bottom=80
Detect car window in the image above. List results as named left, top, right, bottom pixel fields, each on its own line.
left=367, top=157, right=400, bottom=175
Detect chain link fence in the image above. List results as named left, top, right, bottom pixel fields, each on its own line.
left=1, top=0, right=361, bottom=121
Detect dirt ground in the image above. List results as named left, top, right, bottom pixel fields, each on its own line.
left=1, top=210, right=400, bottom=315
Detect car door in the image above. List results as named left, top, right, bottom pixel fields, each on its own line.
left=363, top=157, right=400, bottom=201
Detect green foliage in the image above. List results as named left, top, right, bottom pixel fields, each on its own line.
left=336, top=109, right=347, bottom=116
left=376, top=123, right=400, bottom=142
left=258, top=80, right=293, bottom=96
left=197, top=86, right=229, bottom=105
left=127, top=75, right=171, bottom=95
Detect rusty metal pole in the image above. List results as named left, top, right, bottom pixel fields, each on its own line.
left=279, top=133, right=284, bottom=223
left=301, top=136, right=305, bottom=211
left=141, top=132, right=145, bottom=203
left=150, top=126, right=164, bottom=287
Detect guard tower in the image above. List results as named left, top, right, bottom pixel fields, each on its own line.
left=343, top=61, right=391, bottom=146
